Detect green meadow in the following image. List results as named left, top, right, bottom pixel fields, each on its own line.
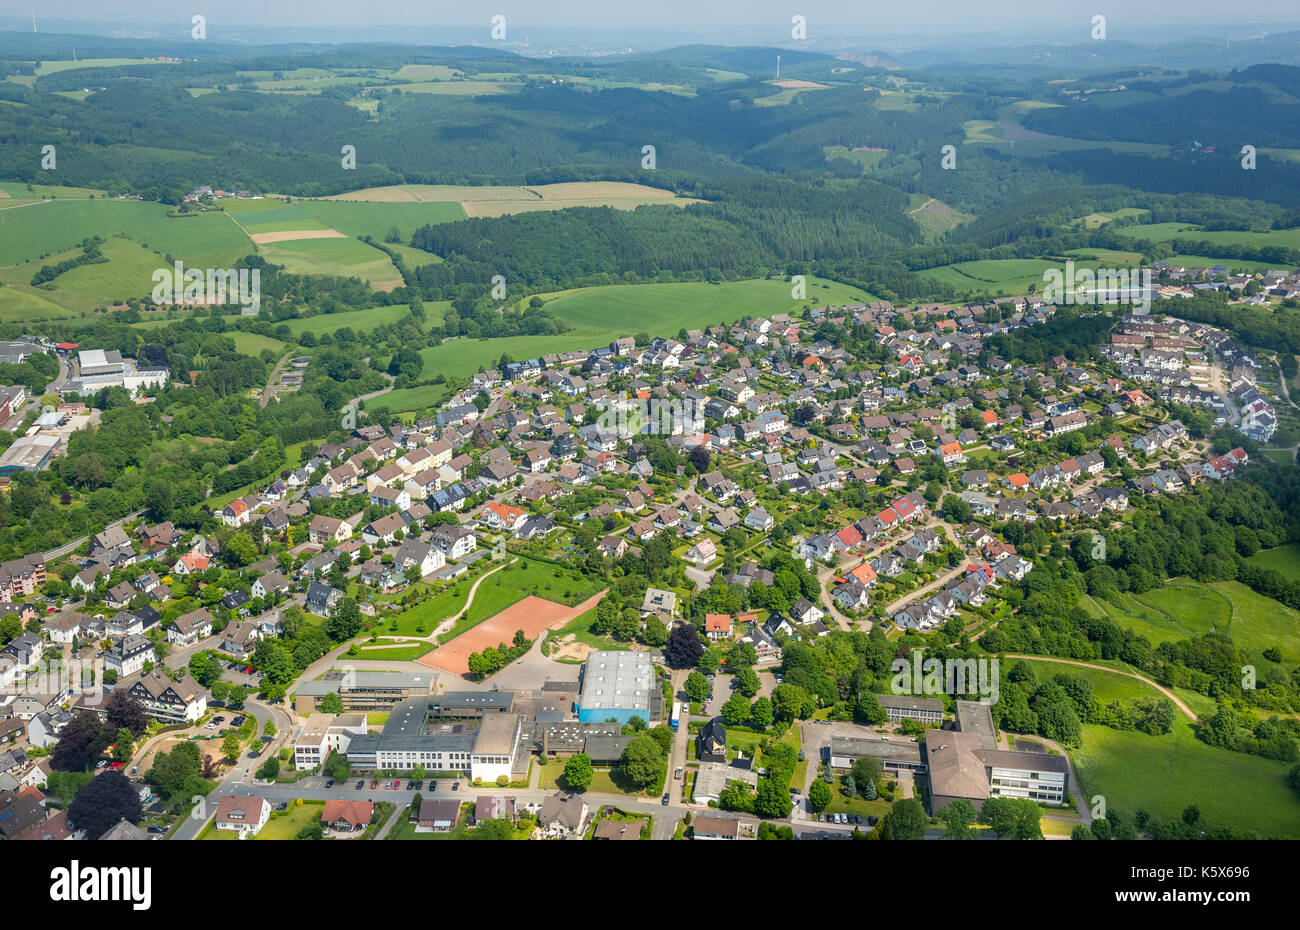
left=282, top=301, right=449, bottom=336
left=1008, top=657, right=1299, bottom=837
left=1084, top=578, right=1300, bottom=664
left=0, top=199, right=249, bottom=268
left=1069, top=716, right=1300, bottom=838
left=1247, top=544, right=1300, bottom=583
left=920, top=258, right=1107, bottom=296
left=258, top=238, right=404, bottom=289
left=378, top=277, right=876, bottom=412
left=532, top=276, right=877, bottom=333
left=1113, top=222, right=1300, bottom=251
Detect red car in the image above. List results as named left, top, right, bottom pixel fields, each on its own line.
left=108, top=761, right=124, bottom=771
left=243, top=666, right=255, bottom=675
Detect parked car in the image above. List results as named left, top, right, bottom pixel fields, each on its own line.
left=356, top=780, right=365, bottom=790
left=369, top=781, right=378, bottom=789
left=451, top=782, right=460, bottom=791
left=867, top=816, right=878, bottom=826
left=247, top=750, right=260, bottom=759
left=147, top=824, right=167, bottom=834
left=406, top=781, right=415, bottom=790
left=674, top=767, right=683, bottom=780
left=412, top=780, right=423, bottom=790
left=325, top=780, right=333, bottom=788
left=662, top=793, right=670, bottom=806
left=231, top=716, right=246, bottom=727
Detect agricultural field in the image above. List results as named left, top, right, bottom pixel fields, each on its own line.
left=0, top=181, right=107, bottom=199
left=35, top=57, right=174, bottom=75
left=1112, top=222, right=1300, bottom=250
left=319, top=181, right=697, bottom=217
left=529, top=277, right=873, bottom=334
left=0, top=194, right=468, bottom=314
left=0, top=199, right=250, bottom=269
left=2, top=236, right=164, bottom=313
left=376, top=277, right=878, bottom=412
left=257, top=238, right=405, bottom=290
left=224, top=196, right=467, bottom=241
left=920, top=258, right=1107, bottom=296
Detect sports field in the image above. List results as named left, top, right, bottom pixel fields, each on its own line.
left=419, top=593, right=601, bottom=676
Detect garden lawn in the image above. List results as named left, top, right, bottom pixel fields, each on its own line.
left=255, top=800, right=326, bottom=840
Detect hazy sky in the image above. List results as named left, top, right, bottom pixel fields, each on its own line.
left=9, top=0, right=1300, bottom=36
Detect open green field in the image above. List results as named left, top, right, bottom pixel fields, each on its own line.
left=382, top=242, right=444, bottom=268
left=223, top=196, right=467, bottom=242
left=0, top=182, right=106, bottom=199
left=36, top=58, right=173, bottom=75
left=537, top=758, right=653, bottom=797
left=390, top=64, right=461, bottom=81
left=223, top=199, right=333, bottom=234
left=352, top=641, right=434, bottom=661
left=0, top=284, right=81, bottom=322
left=1247, top=544, right=1300, bottom=583
left=1007, top=655, right=1299, bottom=836
left=434, top=558, right=598, bottom=645
left=1078, top=591, right=1215, bottom=647
left=1069, top=718, right=1300, bottom=838
left=906, top=196, right=973, bottom=238
left=1089, top=577, right=1300, bottom=663
left=258, top=238, right=404, bottom=290
left=920, top=258, right=1107, bottom=296
left=1113, top=222, right=1300, bottom=251
left=0, top=199, right=250, bottom=268
left=528, top=277, right=875, bottom=336
left=2, top=236, right=166, bottom=312
left=1208, top=579, right=1300, bottom=662
left=230, top=332, right=287, bottom=357
left=255, top=800, right=326, bottom=840
left=295, top=199, right=466, bottom=238
left=1070, top=208, right=1150, bottom=229
left=283, top=301, right=448, bottom=336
